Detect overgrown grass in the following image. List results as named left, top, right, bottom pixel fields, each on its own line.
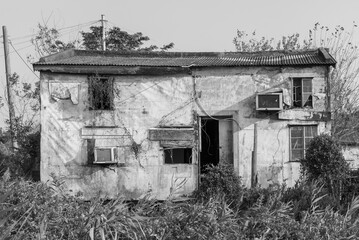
left=1, top=165, right=359, bottom=239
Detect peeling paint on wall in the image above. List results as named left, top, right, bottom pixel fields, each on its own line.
left=40, top=64, right=331, bottom=199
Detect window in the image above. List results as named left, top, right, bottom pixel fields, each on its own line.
left=290, top=125, right=317, bottom=161
left=293, top=78, right=312, bottom=108
left=164, top=148, right=192, bottom=164
left=89, top=76, right=114, bottom=110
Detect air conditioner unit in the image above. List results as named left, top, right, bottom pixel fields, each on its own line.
left=94, top=147, right=118, bottom=164
left=256, top=93, right=283, bottom=111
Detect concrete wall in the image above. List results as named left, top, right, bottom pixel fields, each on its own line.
left=193, top=66, right=330, bottom=187
left=342, top=145, right=359, bottom=170
left=40, top=65, right=330, bottom=199
left=41, top=73, right=197, bottom=199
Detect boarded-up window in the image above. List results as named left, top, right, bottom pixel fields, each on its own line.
left=89, top=76, right=114, bottom=110
left=164, top=148, right=192, bottom=164
left=293, top=78, right=313, bottom=108
left=290, top=125, right=317, bottom=161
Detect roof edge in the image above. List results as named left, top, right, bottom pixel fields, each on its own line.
left=318, top=47, right=336, bottom=65
left=39, top=49, right=76, bottom=63
left=35, top=48, right=327, bottom=60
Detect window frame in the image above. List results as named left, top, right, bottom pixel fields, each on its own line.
left=88, top=76, right=114, bottom=111
left=163, top=147, right=193, bottom=164
left=289, top=125, right=318, bottom=162
left=292, top=77, right=313, bottom=108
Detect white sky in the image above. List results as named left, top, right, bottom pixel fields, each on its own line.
left=1, top=0, right=359, bottom=128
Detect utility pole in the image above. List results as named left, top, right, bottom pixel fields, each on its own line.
left=251, top=122, right=258, bottom=188
left=101, top=14, right=106, bottom=51
left=2, top=26, right=16, bottom=149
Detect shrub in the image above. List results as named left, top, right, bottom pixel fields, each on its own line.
left=281, top=179, right=342, bottom=220
left=301, top=134, right=349, bottom=195
left=193, top=164, right=244, bottom=210
left=0, top=129, right=40, bottom=180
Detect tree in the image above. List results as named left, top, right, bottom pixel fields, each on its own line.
left=31, top=24, right=79, bottom=58
left=309, top=23, right=359, bottom=141
left=81, top=26, right=174, bottom=51
left=233, top=24, right=359, bottom=141
left=0, top=73, right=40, bottom=179
left=233, top=31, right=310, bottom=51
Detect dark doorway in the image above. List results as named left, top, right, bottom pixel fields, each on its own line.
left=200, top=118, right=219, bottom=173
left=200, top=117, right=234, bottom=174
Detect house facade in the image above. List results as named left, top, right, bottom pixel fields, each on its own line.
left=33, top=48, right=336, bottom=199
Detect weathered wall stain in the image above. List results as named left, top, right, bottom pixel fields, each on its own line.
left=40, top=64, right=331, bottom=198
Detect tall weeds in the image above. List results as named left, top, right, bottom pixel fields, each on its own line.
left=2, top=168, right=359, bottom=239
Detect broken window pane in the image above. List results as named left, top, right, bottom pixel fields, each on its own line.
left=292, top=78, right=313, bottom=108
left=302, top=94, right=312, bottom=107
left=293, top=78, right=302, bottom=107
left=164, top=148, right=192, bottom=164
left=291, top=138, right=304, bottom=149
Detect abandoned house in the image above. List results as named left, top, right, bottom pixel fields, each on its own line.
left=32, top=48, right=336, bottom=199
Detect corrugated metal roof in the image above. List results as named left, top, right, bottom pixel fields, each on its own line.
left=33, top=48, right=336, bottom=69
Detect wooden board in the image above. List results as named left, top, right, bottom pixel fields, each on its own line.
left=148, top=128, right=194, bottom=141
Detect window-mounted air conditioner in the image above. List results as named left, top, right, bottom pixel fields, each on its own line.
left=256, top=92, right=283, bottom=111
left=94, top=147, right=118, bottom=164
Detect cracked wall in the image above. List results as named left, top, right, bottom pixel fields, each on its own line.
left=193, top=65, right=330, bottom=187
left=41, top=72, right=197, bottom=199
left=40, top=64, right=331, bottom=198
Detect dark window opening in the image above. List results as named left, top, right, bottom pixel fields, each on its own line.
left=290, top=125, right=317, bottom=161
left=293, top=78, right=313, bottom=108
left=89, top=76, right=114, bottom=110
left=164, top=148, right=192, bottom=164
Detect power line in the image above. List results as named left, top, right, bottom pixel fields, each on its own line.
left=9, top=41, right=39, bottom=79
left=10, top=20, right=99, bottom=43
left=0, top=20, right=99, bottom=57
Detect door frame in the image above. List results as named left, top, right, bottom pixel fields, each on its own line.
left=197, top=110, right=239, bottom=183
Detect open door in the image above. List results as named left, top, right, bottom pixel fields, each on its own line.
left=199, top=117, right=233, bottom=173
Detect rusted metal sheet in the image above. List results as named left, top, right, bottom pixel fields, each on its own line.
left=148, top=128, right=195, bottom=141
left=33, top=48, right=336, bottom=68
left=33, top=65, right=190, bottom=75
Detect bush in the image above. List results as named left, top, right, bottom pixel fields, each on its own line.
left=0, top=129, right=40, bottom=180
left=2, top=176, right=359, bottom=239
left=301, top=134, right=349, bottom=194
left=193, top=164, right=244, bottom=210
